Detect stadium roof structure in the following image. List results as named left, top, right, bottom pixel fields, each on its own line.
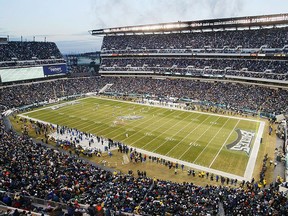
left=89, top=13, right=288, bottom=36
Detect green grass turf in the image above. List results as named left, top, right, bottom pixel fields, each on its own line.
left=22, top=97, right=260, bottom=176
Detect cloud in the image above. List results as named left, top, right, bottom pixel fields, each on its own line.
left=206, top=0, right=244, bottom=18
left=90, top=0, right=245, bottom=30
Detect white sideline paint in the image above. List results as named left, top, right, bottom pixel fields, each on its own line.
left=127, top=145, right=248, bottom=181
left=178, top=116, right=221, bottom=159
left=18, top=114, right=57, bottom=127
left=244, top=121, right=265, bottom=180
left=164, top=114, right=211, bottom=156
left=19, top=96, right=266, bottom=181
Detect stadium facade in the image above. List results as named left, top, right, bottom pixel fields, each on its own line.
left=90, top=13, right=288, bottom=85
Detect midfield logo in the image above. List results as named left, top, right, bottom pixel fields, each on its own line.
left=226, top=129, right=255, bottom=155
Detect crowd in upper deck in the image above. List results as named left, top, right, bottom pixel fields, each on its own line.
left=100, top=57, right=288, bottom=80
left=99, top=27, right=288, bottom=81
left=0, top=41, right=64, bottom=68
left=102, top=27, right=288, bottom=51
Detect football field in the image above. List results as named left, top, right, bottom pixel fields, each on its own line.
left=20, top=97, right=265, bottom=180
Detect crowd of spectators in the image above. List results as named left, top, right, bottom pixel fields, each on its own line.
left=1, top=112, right=288, bottom=215
left=100, top=26, right=288, bottom=82
left=102, top=27, right=288, bottom=51
left=1, top=113, right=288, bottom=215
left=101, top=47, right=288, bottom=55
left=69, top=66, right=92, bottom=74
left=100, top=57, right=288, bottom=81
left=101, top=57, right=288, bottom=74
left=0, top=77, right=103, bottom=108
left=0, top=117, right=152, bottom=215
left=0, top=41, right=64, bottom=68
left=0, top=76, right=287, bottom=115
left=0, top=75, right=287, bottom=214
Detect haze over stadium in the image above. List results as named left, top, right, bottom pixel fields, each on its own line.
left=0, top=0, right=287, bottom=53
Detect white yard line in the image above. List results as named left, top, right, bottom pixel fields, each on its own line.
left=22, top=96, right=264, bottom=125
left=193, top=118, right=231, bottom=163
left=209, top=119, right=240, bottom=168
left=123, top=110, right=189, bottom=149
left=147, top=112, right=201, bottom=152
left=164, top=114, right=211, bottom=156
left=67, top=103, right=148, bottom=132
left=244, top=121, right=265, bottom=180
left=93, top=106, right=168, bottom=137
left=178, top=116, right=221, bottom=160
left=22, top=99, right=142, bottom=133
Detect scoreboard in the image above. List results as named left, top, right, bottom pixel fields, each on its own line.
left=0, top=37, right=8, bottom=44
left=0, top=64, right=67, bottom=83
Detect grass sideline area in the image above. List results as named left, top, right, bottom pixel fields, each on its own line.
left=9, top=96, right=278, bottom=185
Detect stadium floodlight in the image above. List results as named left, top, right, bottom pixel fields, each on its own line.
left=128, top=23, right=187, bottom=32
left=0, top=37, right=8, bottom=44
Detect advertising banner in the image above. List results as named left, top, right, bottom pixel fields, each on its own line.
left=43, top=64, right=67, bottom=75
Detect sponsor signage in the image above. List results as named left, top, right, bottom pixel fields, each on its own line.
left=43, top=64, right=67, bottom=75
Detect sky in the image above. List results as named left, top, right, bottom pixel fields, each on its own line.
left=0, top=0, right=287, bottom=54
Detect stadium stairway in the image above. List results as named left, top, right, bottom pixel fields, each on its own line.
left=98, top=83, right=113, bottom=93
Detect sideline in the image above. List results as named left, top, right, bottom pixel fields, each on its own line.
left=126, top=145, right=248, bottom=181
left=244, top=121, right=265, bottom=180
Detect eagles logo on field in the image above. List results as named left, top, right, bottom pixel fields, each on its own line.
left=226, top=129, right=255, bottom=155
